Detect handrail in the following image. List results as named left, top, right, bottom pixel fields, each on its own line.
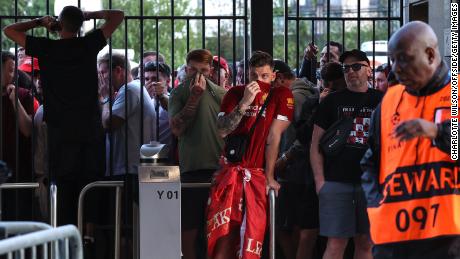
left=50, top=184, right=57, bottom=228
left=0, top=224, right=83, bottom=259
left=0, top=182, right=40, bottom=220
left=0, top=221, right=51, bottom=236
left=181, top=182, right=211, bottom=188
left=0, top=183, right=39, bottom=189
left=77, top=181, right=124, bottom=259
left=268, top=189, right=276, bottom=259
left=181, top=183, right=276, bottom=258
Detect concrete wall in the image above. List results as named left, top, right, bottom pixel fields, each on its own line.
left=404, top=0, right=452, bottom=64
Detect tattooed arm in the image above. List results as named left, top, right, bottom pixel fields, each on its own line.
left=170, top=73, right=206, bottom=137
left=217, top=81, right=261, bottom=138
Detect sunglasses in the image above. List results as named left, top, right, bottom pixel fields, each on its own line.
left=342, top=63, right=368, bottom=73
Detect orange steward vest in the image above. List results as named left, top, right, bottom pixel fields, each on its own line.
left=368, top=82, right=460, bottom=245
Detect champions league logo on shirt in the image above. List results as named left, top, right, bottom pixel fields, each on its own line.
left=391, top=112, right=401, bottom=125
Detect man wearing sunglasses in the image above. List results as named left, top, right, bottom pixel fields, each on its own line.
left=310, top=49, right=383, bottom=259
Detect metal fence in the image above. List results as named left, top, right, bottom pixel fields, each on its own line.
left=0, top=0, right=404, bottom=220
left=1, top=0, right=402, bottom=258
left=77, top=181, right=123, bottom=259
left=76, top=181, right=278, bottom=258
left=0, top=222, right=83, bottom=259
left=278, top=0, right=404, bottom=81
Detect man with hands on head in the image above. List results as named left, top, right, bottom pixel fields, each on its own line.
left=207, top=51, right=293, bottom=259
left=3, top=5, right=124, bottom=227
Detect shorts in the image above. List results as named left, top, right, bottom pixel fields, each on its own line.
left=276, top=182, right=319, bottom=230
left=318, top=181, right=369, bottom=238
left=373, top=236, right=460, bottom=259
left=181, top=169, right=215, bottom=230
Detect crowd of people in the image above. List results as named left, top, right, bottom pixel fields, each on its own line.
left=1, top=5, right=459, bottom=259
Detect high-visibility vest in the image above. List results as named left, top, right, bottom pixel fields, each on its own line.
left=368, top=82, right=460, bottom=245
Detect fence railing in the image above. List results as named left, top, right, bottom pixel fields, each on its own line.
left=0, top=223, right=83, bottom=259
left=182, top=183, right=277, bottom=258
left=0, top=221, right=51, bottom=237
left=50, top=183, right=57, bottom=228
left=77, top=180, right=124, bottom=259
left=268, top=188, right=276, bottom=259
left=72, top=180, right=276, bottom=258
left=0, top=182, right=40, bottom=221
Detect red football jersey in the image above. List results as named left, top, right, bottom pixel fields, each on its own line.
left=219, top=80, right=294, bottom=168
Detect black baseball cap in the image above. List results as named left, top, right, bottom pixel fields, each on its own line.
left=339, top=49, right=370, bottom=65
left=273, top=59, right=293, bottom=75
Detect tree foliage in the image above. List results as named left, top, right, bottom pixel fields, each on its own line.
left=1, top=0, right=398, bottom=71
left=0, top=0, right=55, bottom=50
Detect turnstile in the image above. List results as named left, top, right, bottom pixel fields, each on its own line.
left=138, top=164, right=181, bottom=259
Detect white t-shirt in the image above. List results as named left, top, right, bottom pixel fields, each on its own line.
left=109, top=81, right=156, bottom=175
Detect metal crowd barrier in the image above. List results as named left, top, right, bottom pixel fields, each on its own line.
left=0, top=221, right=51, bottom=237
left=268, top=189, right=276, bottom=259
left=77, top=181, right=124, bottom=259
left=0, top=182, right=40, bottom=221
left=50, top=184, right=57, bottom=228
left=77, top=181, right=276, bottom=258
left=182, top=183, right=277, bottom=259
left=0, top=223, right=83, bottom=259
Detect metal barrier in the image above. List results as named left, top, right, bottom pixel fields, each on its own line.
left=268, top=189, right=276, bottom=259
left=182, top=183, right=277, bottom=259
left=181, top=183, right=211, bottom=188
left=0, top=224, right=83, bottom=259
left=77, top=181, right=124, bottom=259
left=50, top=184, right=57, bottom=228
left=0, top=183, right=40, bottom=220
left=78, top=181, right=276, bottom=258
left=0, top=221, right=51, bottom=237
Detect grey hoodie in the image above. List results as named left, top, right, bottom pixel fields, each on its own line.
left=279, top=78, right=319, bottom=185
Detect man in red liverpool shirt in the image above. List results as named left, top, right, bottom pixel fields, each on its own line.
left=207, top=51, right=294, bottom=259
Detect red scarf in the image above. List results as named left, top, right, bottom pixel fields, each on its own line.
left=206, top=165, right=267, bottom=258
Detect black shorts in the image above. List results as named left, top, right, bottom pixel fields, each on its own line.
left=181, top=169, right=215, bottom=230
left=276, top=182, right=319, bottom=230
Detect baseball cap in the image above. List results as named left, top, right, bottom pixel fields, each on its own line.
left=273, top=59, right=293, bottom=75
left=212, top=56, right=229, bottom=74
left=339, top=49, right=370, bottom=65
left=19, top=57, right=40, bottom=73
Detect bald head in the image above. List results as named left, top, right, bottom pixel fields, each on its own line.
left=388, top=21, right=441, bottom=91
left=389, top=21, right=439, bottom=55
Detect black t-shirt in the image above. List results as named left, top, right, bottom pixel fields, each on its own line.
left=25, top=29, right=106, bottom=139
left=313, top=88, right=383, bottom=183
